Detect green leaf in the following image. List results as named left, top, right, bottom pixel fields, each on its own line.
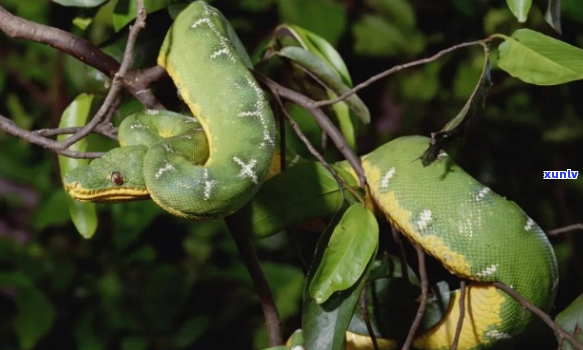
left=271, top=25, right=367, bottom=150
left=309, top=203, right=379, bottom=304
left=420, top=58, right=492, bottom=165
left=275, top=0, right=347, bottom=46
left=51, top=0, right=108, bottom=7
left=58, top=93, right=98, bottom=238
left=275, top=24, right=352, bottom=85
left=535, top=0, right=562, bottom=33
left=496, top=29, right=583, bottom=85
left=277, top=47, right=370, bottom=125
left=72, top=17, right=93, bottom=30
left=303, top=210, right=376, bottom=350
left=15, top=288, right=56, bottom=350
left=235, top=162, right=358, bottom=239
left=506, top=0, right=532, bottom=22
left=172, top=316, right=209, bottom=348
left=556, top=293, right=583, bottom=350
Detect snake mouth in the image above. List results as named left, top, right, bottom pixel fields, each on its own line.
left=64, top=182, right=150, bottom=203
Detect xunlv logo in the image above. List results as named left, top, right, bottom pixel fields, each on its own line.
left=543, top=170, right=579, bottom=179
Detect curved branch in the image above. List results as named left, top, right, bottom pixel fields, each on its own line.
left=313, top=40, right=487, bottom=109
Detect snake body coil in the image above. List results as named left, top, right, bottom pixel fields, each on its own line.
left=64, top=2, right=276, bottom=219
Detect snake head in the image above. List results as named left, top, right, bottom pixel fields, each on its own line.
left=63, top=146, right=150, bottom=203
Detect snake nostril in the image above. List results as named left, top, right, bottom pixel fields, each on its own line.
left=111, top=172, right=124, bottom=186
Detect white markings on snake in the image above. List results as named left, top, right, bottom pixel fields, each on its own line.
left=524, top=217, right=535, bottom=231
left=155, top=162, right=176, bottom=179
left=485, top=330, right=511, bottom=340
left=416, top=209, right=432, bottom=231
left=238, top=77, right=275, bottom=147
left=130, top=122, right=148, bottom=130
left=476, top=264, right=498, bottom=277
left=191, top=16, right=235, bottom=62
left=380, top=167, right=396, bottom=190
left=145, top=109, right=159, bottom=115
left=200, top=1, right=218, bottom=16
left=233, top=157, right=258, bottom=184
left=475, top=187, right=491, bottom=201
left=202, top=169, right=217, bottom=200
left=437, top=150, right=448, bottom=161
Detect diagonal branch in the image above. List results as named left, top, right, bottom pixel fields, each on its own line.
left=313, top=40, right=487, bottom=109
left=0, top=4, right=163, bottom=110
left=254, top=73, right=366, bottom=187
left=493, top=282, right=583, bottom=350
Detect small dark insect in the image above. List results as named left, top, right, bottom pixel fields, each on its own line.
left=111, top=172, right=124, bottom=186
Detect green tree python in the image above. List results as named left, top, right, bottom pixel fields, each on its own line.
left=65, top=1, right=276, bottom=219
left=63, top=2, right=558, bottom=349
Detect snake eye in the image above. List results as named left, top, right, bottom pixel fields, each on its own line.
left=111, top=172, right=124, bottom=186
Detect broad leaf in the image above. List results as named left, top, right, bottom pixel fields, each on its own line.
left=535, top=0, right=562, bottom=33
left=277, top=47, right=370, bottom=125
left=309, top=203, right=379, bottom=304
left=556, top=292, right=583, bottom=350
left=58, top=93, right=98, bottom=239
left=15, top=288, right=56, bottom=350
left=274, top=24, right=352, bottom=85
left=303, top=210, right=376, bottom=350
left=235, top=162, right=358, bottom=239
left=506, top=0, right=532, bottom=22
left=497, top=29, right=583, bottom=85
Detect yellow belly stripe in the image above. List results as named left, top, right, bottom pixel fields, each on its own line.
left=414, top=284, right=506, bottom=350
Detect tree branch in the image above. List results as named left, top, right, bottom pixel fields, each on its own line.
left=224, top=216, right=283, bottom=346
left=0, top=4, right=163, bottom=110
left=548, top=223, right=583, bottom=235
left=0, top=114, right=104, bottom=158
left=313, top=40, right=487, bottom=109
left=254, top=73, right=366, bottom=187
left=402, top=246, right=429, bottom=350
left=61, top=1, right=147, bottom=149
left=451, top=280, right=466, bottom=350
left=493, top=282, right=583, bottom=350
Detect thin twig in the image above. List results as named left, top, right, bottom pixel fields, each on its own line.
left=548, top=224, right=583, bottom=235
left=493, top=282, right=583, bottom=350
left=62, top=1, right=147, bottom=149
left=391, top=227, right=409, bottom=282
left=451, top=280, right=466, bottom=350
left=0, top=4, right=163, bottom=109
left=0, top=114, right=104, bottom=158
left=268, top=80, right=366, bottom=203
left=34, top=125, right=117, bottom=139
left=224, top=216, right=283, bottom=346
left=402, top=246, right=429, bottom=350
left=313, top=40, right=486, bottom=109
left=254, top=72, right=366, bottom=188
left=360, top=288, right=380, bottom=350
